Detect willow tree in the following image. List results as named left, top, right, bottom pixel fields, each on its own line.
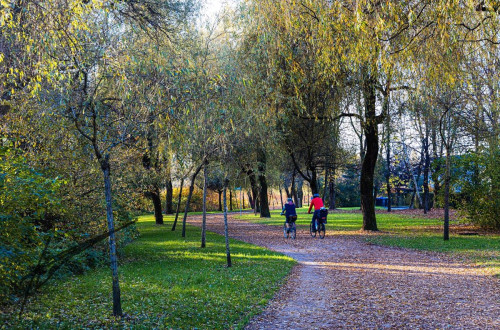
left=247, top=0, right=492, bottom=230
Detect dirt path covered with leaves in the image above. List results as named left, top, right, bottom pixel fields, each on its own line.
left=189, top=214, right=499, bottom=329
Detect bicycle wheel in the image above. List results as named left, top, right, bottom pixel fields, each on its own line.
left=291, top=224, right=296, bottom=239
left=319, top=223, right=326, bottom=239
left=283, top=223, right=289, bottom=239
left=309, top=222, right=316, bottom=237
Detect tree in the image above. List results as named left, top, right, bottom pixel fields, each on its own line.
left=1, top=0, right=197, bottom=316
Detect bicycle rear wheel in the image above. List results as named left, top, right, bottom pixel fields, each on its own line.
left=319, top=223, right=326, bottom=239
left=309, top=222, right=316, bottom=237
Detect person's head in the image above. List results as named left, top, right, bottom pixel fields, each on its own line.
left=287, top=197, right=293, bottom=204
left=313, top=193, right=319, bottom=198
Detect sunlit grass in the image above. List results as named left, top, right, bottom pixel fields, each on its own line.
left=1, top=215, right=295, bottom=329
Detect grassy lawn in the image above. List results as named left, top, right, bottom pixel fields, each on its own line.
left=1, top=215, right=295, bottom=329
left=236, top=207, right=500, bottom=276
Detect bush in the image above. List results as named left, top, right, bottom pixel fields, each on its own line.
left=0, top=145, right=138, bottom=304
left=454, top=151, right=500, bottom=230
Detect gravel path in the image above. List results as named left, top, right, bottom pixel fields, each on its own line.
left=188, top=213, right=499, bottom=329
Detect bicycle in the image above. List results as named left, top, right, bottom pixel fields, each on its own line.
left=283, top=215, right=297, bottom=239
left=310, top=208, right=327, bottom=239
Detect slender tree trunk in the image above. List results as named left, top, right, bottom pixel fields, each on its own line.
left=444, top=146, right=451, bottom=241
left=328, top=174, right=336, bottom=210
left=254, top=196, right=259, bottom=215
left=247, top=170, right=259, bottom=212
left=223, top=178, right=232, bottom=267
left=409, top=188, right=416, bottom=209
left=385, top=108, right=392, bottom=212
left=229, top=189, right=233, bottom=211
left=182, top=162, right=204, bottom=238
left=165, top=179, right=173, bottom=214
left=218, top=191, right=222, bottom=212
left=201, top=162, right=208, bottom=248
left=360, top=74, right=379, bottom=231
left=171, top=178, right=184, bottom=231
left=322, top=168, right=328, bottom=201
left=431, top=127, right=442, bottom=205
left=297, top=178, right=304, bottom=208
left=279, top=187, right=284, bottom=209
left=291, top=170, right=298, bottom=206
left=100, top=157, right=122, bottom=317
left=258, top=149, right=271, bottom=218
left=423, top=128, right=430, bottom=213
left=151, top=188, right=164, bottom=225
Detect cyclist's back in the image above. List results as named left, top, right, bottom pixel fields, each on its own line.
left=308, top=194, right=324, bottom=213
left=281, top=198, right=297, bottom=222
left=308, top=193, right=324, bottom=231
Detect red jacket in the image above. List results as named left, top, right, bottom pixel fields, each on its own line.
left=308, top=197, right=324, bottom=213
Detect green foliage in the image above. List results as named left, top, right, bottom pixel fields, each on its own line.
left=454, top=151, right=500, bottom=230
left=0, top=144, right=62, bottom=301
left=0, top=143, right=138, bottom=303
left=336, top=167, right=361, bottom=207
left=1, top=215, right=295, bottom=328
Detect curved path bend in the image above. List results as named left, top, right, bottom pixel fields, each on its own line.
left=188, top=214, right=499, bottom=330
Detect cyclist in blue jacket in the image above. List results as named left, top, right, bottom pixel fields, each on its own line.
left=281, top=198, right=297, bottom=221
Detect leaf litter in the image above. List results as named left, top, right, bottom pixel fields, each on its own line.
left=189, top=213, right=500, bottom=329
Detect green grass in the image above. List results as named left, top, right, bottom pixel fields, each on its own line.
left=2, top=215, right=295, bottom=329
left=236, top=207, right=500, bottom=276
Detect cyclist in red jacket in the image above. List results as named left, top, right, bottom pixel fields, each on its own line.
left=308, top=193, right=324, bottom=232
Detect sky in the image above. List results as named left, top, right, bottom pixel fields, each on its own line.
left=199, top=0, right=235, bottom=23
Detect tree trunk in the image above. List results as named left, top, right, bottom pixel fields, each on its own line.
left=165, top=179, right=173, bottom=214
left=328, top=175, right=336, bottom=210
left=431, top=127, right=442, bottom=205
left=322, top=168, right=328, bottom=201
left=258, top=149, right=271, bottom=218
left=247, top=170, right=259, bottom=212
left=297, top=178, right=303, bottom=208
left=423, top=128, right=430, bottom=213
left=279, top=187, right=283, bottom=209
left=229, top=189, right=233, bottom=211
left=309, top=167, right=319, bottom=195
left=182, top=161, right=204, bottom=238
left=444, top=146, right=451, bottom=241
left=201, top=162, right=208, bottom=248
left=385, top=107, right=392, bottom=212
left=217, top=191, right=222, bottom=212
left=100, top=157, right=122, bottom=317
left=247, top=190, right=253, bottom=209
left=223, top=178, right=232, bottom=267
left=171, top=178, right=184, bottom=231
left=284, top=177, right=292, bottom=198
left=291, top=170, right=299, bottom=206
left=409, top=188, right=416, bottom=209
left=151, top=188, right=163, bottom=225
left=360, top=74, right=379, bottom=231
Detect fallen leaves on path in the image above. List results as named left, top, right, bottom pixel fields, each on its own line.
left=187, top=214, right=499, bottom=330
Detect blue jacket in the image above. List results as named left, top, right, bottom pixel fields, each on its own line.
left=281, top=202, right=297, bottom=216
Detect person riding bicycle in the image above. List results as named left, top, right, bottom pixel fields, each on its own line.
left=281, top=198, right=297, bottom=238
left=280, top=197, right=297, bottom=223
left=308, top=193, right=324, bottom=232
